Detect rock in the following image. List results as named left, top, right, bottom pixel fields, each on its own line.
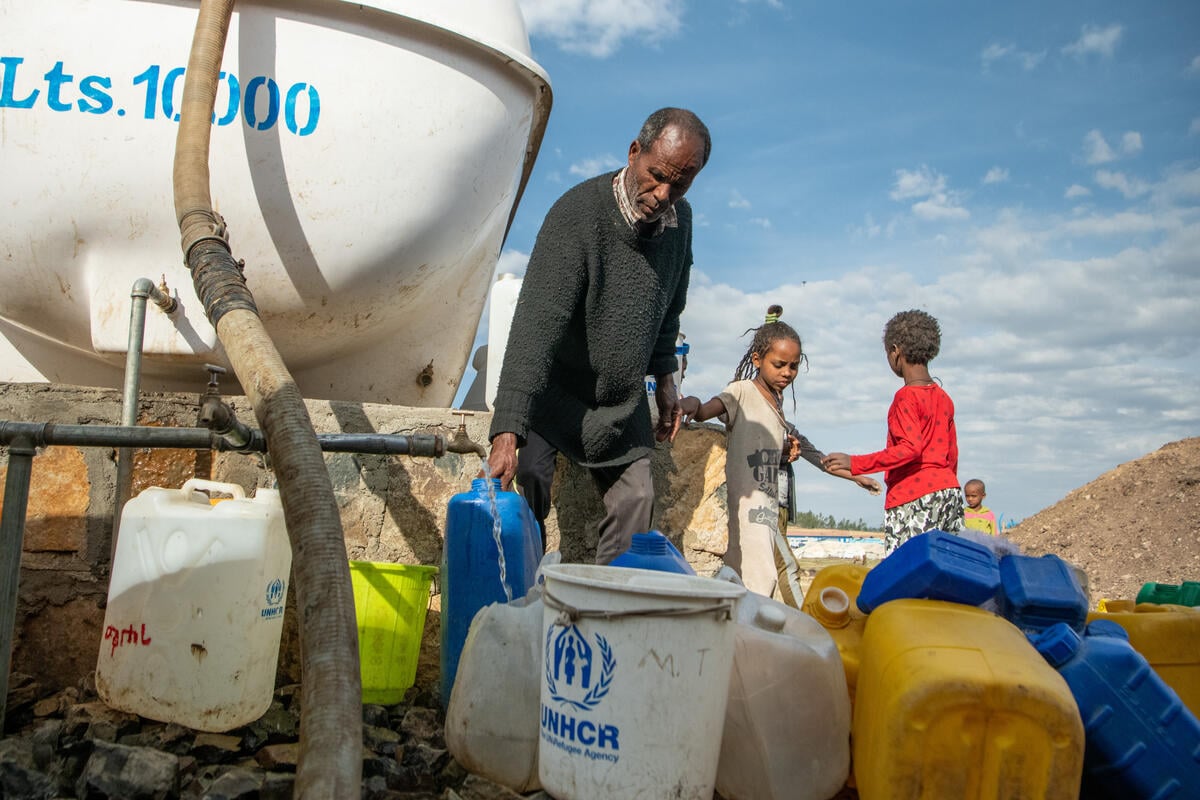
left=3, top=655, right=553, bottom=800
left=75, top=740, right=180, bottom=800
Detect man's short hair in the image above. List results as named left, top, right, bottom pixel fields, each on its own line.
left=637, top=108, right=711, bottom=166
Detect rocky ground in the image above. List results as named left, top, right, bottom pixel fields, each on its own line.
left=1006, top=437, right=1200, bottom=604
left=0, top=674, right=530, bottom=800
left=2, top=438, right=1196, bottom=799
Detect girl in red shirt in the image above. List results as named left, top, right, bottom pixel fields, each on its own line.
left=822, top=310, right=964, bottom=554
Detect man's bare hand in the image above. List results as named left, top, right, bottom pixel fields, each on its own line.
left=654, top=374, right=682, bottom=442
left=485, top=432, right=519, bottom=491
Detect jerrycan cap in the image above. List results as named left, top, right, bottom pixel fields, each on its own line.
left=753, top=604, right=787, bottom=633
left=1031, top=622, right=1081, bottom=667
left=810, top=586, right=852, bottom=629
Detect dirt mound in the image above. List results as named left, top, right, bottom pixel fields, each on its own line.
left=1007, top=437, right=1200, bottom=603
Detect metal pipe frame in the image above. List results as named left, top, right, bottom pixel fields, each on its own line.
left=0, top=420, right=443, bottom=730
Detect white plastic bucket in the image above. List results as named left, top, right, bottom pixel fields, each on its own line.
left=538, top=564, right=745, bottom=800
left=96, top=479, right=291, bottom=732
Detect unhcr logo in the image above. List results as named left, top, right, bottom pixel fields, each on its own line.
left=542, top=623, right=620, bottom=760
left=261, top=578, right=286, bottom=619
left=545, top=623, right=615, bottom=711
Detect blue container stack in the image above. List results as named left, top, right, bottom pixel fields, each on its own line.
left=997, top=553, right=1089, bottom=633
left=440, top=478, right=541, bottom=706
left=609, top=530, right=695, bottom=575
left=856, top=530, right=1001, bottom=613
left=1032, top=621, right=1200, bottom=799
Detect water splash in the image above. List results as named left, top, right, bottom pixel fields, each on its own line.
left=482, top=461, right=512, bottom=603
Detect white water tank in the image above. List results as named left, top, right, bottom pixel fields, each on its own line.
left=0, top=0, right=551, bottom=406
left=485, top=273, right=523, bottom=411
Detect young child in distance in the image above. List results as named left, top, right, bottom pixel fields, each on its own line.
left=822, top=309, right=963, bottom=555
left=680, top=305, right=880, bottom=606
left=963, top=478, right=999, bottom=536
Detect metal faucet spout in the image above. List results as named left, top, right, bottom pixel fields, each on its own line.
left=445, top=410, right=488, bottom=458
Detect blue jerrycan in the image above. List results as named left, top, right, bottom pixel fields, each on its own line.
left=440, top=478, right=541, bottom=706
left=1032, top=621, right=1200, bottom=799
left=856, top=530, right=1000, bottom=613
left=609, top=530, right=695, bottom=574
left=998, top=553, right=1089, bottom=634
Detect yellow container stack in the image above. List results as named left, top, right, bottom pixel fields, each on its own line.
left=853, top=599, right=1084, bottom=800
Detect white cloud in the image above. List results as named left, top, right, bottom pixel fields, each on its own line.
left=1019, top=51, right=1048, bottom=70
left=1121, top=131, right=1143, bottom=155
left=891, top=166, right=968, bottom=221
left=1191, top=119, right=1200, bottom=136
left=680, top=170, right=1200, bottom=525
left=518, top=0, right=686, bottom=57
left=1151, top=166, right=1200, bottom=204
left=1065, top=184, right=1091, bottom=199
left=568, top=154, right=624, bottom=177
left=748, top=217, right=772, bottom=229
left=1062, top=23, right=1123, bottom=59
left=1188, top=55, right=1200, bottom=74
left=736, top=0, right=784, bottom=8
left=1083, top=130, right=1116, bottom=164
left=1095, top=169, right=1151, bottom=199
left=852, top=213, right=883, bottom=239
left=890, top=165, right=945, bottom=200
left=1057, top=210, right=1164, bottom=237
left=980, top=42, right=1045, bottom=71
left=912, top=198, right=970, bottom=221
left=494, top=248, right=531, bottom=278
left=983, top=167, right=1010, bottom=185
left=729, top=189, right=751, bottom=209
left=981, top=43, right=1013, bottom=68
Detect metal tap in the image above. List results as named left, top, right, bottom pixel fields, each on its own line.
left=445, top=410, right=487, bottom=457
left=197, top=364, right=255, bottom=451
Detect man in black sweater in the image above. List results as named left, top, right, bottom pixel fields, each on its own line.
left=487, top=107, right=710, bottom=564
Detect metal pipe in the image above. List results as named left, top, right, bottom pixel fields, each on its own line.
left=114, top=278, right=179, bottom=558
left=0, top=434, right=36, bottom=732
left=0, top=421, right=443, bottom=457
left=1, top=420, right=442, bottom=730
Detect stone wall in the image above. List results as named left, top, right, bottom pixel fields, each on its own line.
left=0, top=383, right=730, bottom=696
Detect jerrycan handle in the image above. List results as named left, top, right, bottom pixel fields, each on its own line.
left=181, top=478, right=246, bottom=504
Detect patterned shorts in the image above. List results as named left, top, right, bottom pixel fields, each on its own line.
left=883, top=486, right=965, bottom=555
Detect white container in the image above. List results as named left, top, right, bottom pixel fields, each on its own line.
left=0, top=0, right=550, bottom=407
left=485, top=273, right=523, bottom=412
left=673, top=332, right=688, bottom=392
left=96, top=479, right=292, bottom=732
left=716, top=593, right=852, bottom=800
left=538, top=564, right=745, bottom=800
left=445, top=595, right=543, bottom=792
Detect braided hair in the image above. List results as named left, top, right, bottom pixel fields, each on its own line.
left=732, top=305, right=807, bottom=406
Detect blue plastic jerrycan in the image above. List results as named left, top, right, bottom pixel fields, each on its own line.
left=998, top=553, right=1089, bottom=634
left=440, top=478, right=541, bottom=706
left=856, top=530, right=1000, bottom=614
left=609, top=530, right=695, bottom=575
left=1032, top=621, right=1200, bottom=800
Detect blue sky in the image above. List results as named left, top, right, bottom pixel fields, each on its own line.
left=460, top=0, right=1200, bottom=527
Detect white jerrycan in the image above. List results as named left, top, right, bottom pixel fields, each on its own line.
left=715, top=574, right=852, bottom=800
left=96, top=479, right=292, bottom=732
